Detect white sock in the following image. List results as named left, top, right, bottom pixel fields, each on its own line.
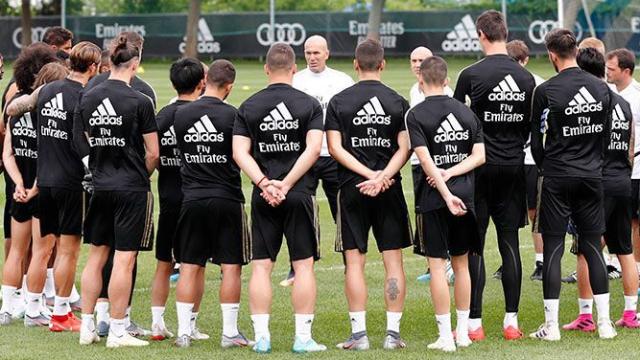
left=44, top=269, right=55, bottom=298
left=110, top=317, right=126, bottom=337
left=251, top=314, right=270, bottom=342
left=386, top=311, right=402, bottom=333
left=176, top=302, right=194, bottom=337
left=543, top=299, right=559, bottom=325
left=151, top=306, right=165, bottom=328
left=26, top=291, right=42, bottom=317
left=349, top=311, right=366, bottom=334
left=295, top=313, right=314, bottom=342
left=435, top=313, right=453, bottom=340
left=221, top=303, right=239, bottom=337
left=593, top=293, right=611, bottom=323
left=81, top=313, right=95, bottom=332
left=624, top=295, right=638, bottom=312
left=21, top=276, right=27, bottom=298
left=12, top=288, right=25, bottom=312
left=503, top=312, right=518, bottom=329
left=190, top=311, right=199, bottom=332
left=124, top=306, right=132, bottom=328
left=579, top=298, right=593, bottom=315
left=468, top=317, right=482, bottom=331
left=69, top=284, right=81, bottom=303
left=535, top=253, right=543, bottom=263
left=456, top=309, right=470, bottom=339
left=54, top=296, right=70, bottom=317
left=95, top=301, right=110, bottom=323
left=0, top=285, right=16, bottom=313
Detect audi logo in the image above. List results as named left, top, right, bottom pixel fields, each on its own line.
left=528, top=20, right=583, bottom=45
left=12, top=26, right=49, bottom=49
left=256, top=23, right=306, bottom=46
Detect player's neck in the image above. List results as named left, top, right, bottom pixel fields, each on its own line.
left=421, top=85, right=445, bottom=97
left=556, top=59, right=579, bottom=73
left=482, top=41, right=508, bottom=56
left=202, top=88, right=226, bottom=101
left=358, top=71, right=381, bottom=82
left=108, top=68, right=133, bottom=85
left=68, top=71, right=91, bottom=86
left=177, top=92, right=200, bottom=102
left=616, top=77, right=633, bottom=92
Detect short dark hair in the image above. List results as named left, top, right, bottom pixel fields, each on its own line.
left=577, top=47, right=605, bottom=78
left=266, top=43, right=295, bottom=72
left=476, top=10, right=508, bottom=42
left=42, top=26, right=73, bottom=47
left=607, top=48, right=635, bottom=75
left=545, top=28, right=577, bottom=59
left=506, top=40, right=529, bottom=63
left=355, top=38, right=384, bottom=71
left=169, top=58, right=205, bottom=94
left=69, top=42, right=101, bottom=73
left=13, top=42, right=59, bottom=92
left=419, top=56, right=448, bottom=86
left=110, top=33, right=141, bottom=67
left=207, top=59, right=236, bottom=88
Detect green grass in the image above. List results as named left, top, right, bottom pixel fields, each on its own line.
left=1, top=57, right=639, bottom=359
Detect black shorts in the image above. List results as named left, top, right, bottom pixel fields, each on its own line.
left=155, top=204, right=180, bottom=262
left=603, top=195, right=633, bottom=255
left=631, top=179, right=639, bottom=220
left=174, top=197, right=250, bottom=266
left=537, top=177, right=605, bottom=236
left=251, top=190, right=320, bottom=262
left=10, top=196, right=39, bottom=223
left=311, top=157, right=339, bottom=221
left=475, top=164, right=527, bottom=235
left=39, top=187, right=85, bottom=237
left=335, top=183, right=412, bottom=254
left=83, top=191, right=154, bottom=251
left=3, top=173, right=13, bottom=239
left=414, top=208, right=481, bottom=259
left=525, top=165, right=540, bottom=211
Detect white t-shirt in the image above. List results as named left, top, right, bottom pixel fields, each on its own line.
left=408, top=82, right=454, bottom=165
left=523, top=73, right=546, bottom=166
left=293, top=66, right=355, bottom=157
left=612, top=79, right=640, bottom=178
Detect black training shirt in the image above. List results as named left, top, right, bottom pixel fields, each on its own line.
left=603, top=93, right=632, bottom=196
left=175, top=96, right=244, bottom=203
left=325, top=80, right=410, bottom=187
left=530, top=67, right=611, bottom=178
left=37, top=78, right=85, bottom=190
left=86, top=72, right=157, bottom=109
left=8, top=99, right=38, bottom=188
left=77, top=79, right=157, bottom=192
left=156, top=100, right=189, bottom=206
left=233, top=83, right=323, bottom=194
left=453, top=54, right=535, bottom=165
left=406, top=95, right=483, bottom=212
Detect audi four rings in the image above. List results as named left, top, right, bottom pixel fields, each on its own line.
left=529, top=20, right=583, bottom=44
left=256, top=23, right=306, bottom=46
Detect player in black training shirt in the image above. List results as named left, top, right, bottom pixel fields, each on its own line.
left=173, top=60, right=252, bottom=349
left=77, top=35, right=159, bottom=348
left=562, top=48, right=640, bottom=330
left=148, top=58, right=205, bottom=341
left=529, top=29, right=615, bottom=341
left=326, top=39, right=412, bottom=350
left=233, top=43, right=325, bottom=354
left=35, top=43, right=102, bottom=332
left=452, top=10, right=535, bottom=340
left=406, top=56, right=485, bottom=352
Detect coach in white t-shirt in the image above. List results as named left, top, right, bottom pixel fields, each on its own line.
left=606, top=48, right=640, bottom=271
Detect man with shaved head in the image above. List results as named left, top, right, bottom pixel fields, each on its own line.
left=281, top=36, right=353, bottom=286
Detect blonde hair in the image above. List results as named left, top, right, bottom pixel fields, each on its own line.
left=578, top=37, right=605, bottom=55
left=33, top=62, right=69, bottom=89
left=69, top=42, right=101, bottom=72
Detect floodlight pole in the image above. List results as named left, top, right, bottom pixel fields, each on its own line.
left=61, top=0, right=66, bottom=28
left=270, top=0, right=275, bottom=44
left=502, top=0, right=507, bottom=26
left=557, top=0, right=564, bottom=28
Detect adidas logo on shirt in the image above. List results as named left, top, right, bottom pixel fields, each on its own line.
left=564, top=87, right=603, bottom=115
left=611, top=103, right=629, bottom=130
left=352, top=96, right=391, bottom=126
left=260, top=102, right=300, bottom=131
left=441, top=15, right=480, bottom=52
left=488, top=75, right=526, bottom=102
left=40, top=92, right=67, bottom=120
left=89, top=98, right=122, bottom=126
left=434, top=113, right=470, bottom=143
left=12, top=113, right=37, bottom=138
left=179, top=18, right=220, bottom=54
left=161, top=125, right=177, bottom=146
left=184, top=115, right=224, bottom=143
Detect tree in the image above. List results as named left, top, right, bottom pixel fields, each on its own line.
left=184, top=0, right=202, bottom=58
left=21, top=0, right=32, bottom=47
left=367, top=0, right=385, bottom=40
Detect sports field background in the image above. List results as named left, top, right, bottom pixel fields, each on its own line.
left=0, top=57, right=638, bottom=359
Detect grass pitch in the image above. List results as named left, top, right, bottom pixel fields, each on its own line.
left=0, top=57, right=638, bottom=359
